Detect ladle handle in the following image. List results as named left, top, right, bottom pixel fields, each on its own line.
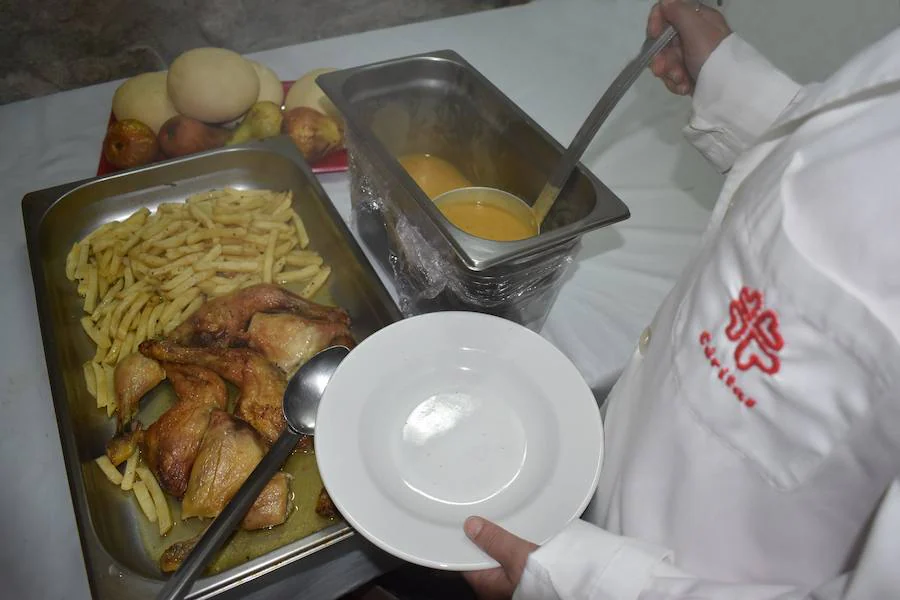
left=532, top=25, right=678, bottom=225
left=156, top=429, right=301, bottom=600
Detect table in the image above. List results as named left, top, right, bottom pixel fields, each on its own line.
left=0, top=2, right=719, bottom=598
left=9, top=0, right=890, bottom=597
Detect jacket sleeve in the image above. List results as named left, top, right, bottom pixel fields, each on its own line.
left=684, top=34, right=803, bottom=173
left=513, top=480, right=900, bottom=600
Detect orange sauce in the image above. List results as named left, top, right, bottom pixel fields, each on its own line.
left=436, top=189, right=538, bottom=242
left=398, top=153, right=539, bottom=242
left=398, top=154, right=472, bottom=200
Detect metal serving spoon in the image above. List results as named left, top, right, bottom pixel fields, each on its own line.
left=433, top=25, right=678, bottom=232
left=157, top=345, right=351, bottom=600
left=530, top=24, right=677, bottom=225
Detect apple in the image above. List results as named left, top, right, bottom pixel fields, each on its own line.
left=282, top=107, right=343, bottom=163
left=157, top=115, right=229, bottom=158
left=103, top=119, right=159, bottom=170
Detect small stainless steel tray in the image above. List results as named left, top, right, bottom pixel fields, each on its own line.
left=318, top=50, right=630, bottom=330
left=22, top=137, right=402, bottom=599
left=318, top=49, right=631, bottom=272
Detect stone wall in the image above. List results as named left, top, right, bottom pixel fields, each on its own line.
left=0, top=0, right=520, bottom=104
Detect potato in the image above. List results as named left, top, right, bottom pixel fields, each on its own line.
left=167, top=48, right=259, bottom=123
left=284, top=68, right=339, bottom=117
left=112, top=71, right=179, bottom=135
left=158, top=115, right=229, bottom=158
left=249, top=60, right=284, bottom=106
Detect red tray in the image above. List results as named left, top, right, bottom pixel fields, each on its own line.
left=96, top=80, right=348, bottom=176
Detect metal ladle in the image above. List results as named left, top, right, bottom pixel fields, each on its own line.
left=433, top=25, right=677, bottom=233
left=157, top=345, right=351, bottom=600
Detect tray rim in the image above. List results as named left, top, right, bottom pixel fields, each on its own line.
left=21, top=136, right=403, bottom=599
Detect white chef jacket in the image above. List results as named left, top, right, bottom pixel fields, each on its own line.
left=516, top=30, right=900, bottom=600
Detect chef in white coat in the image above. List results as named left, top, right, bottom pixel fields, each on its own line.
left=462, top=0, right=900, bottom=598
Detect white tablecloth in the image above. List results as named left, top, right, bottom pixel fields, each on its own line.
left=15, top=0, right=874, bottom=597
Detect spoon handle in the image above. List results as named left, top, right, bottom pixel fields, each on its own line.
left=156, top=429, right=301, bottom=600
left=532, top=25, right=677, bottom=225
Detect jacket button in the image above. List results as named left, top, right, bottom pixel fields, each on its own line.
left=639, top=326, right=652, bottom=355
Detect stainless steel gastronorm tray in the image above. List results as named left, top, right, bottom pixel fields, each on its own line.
left=22, top=136, right=402, bottom=599
left=318, top=49, right=631, bottom=272
left=317, top=50, right=630, bottom=330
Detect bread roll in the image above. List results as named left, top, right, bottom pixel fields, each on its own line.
left=284, top=68, right=339, bottom=117
left=249, top=60, right=284, bottom=106
left=167, top=48, right=260, bottom=123
left=112, top=71, right=179, bottom=135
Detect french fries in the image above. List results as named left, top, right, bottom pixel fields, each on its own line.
left=302, top=265, right=332, bottom=299
left=95, top=456, right=124, bottom=485
left=138, top=466, right=173, bottom=535
left=284, top=251, right=323, bottom=268
left=291, top=213, right=310, bottom=249
left=67, top=188, right=333, bottom=420
left=92, top=362, right=107, bottom=408
left=263, top=229, right=277, bottom=284
left=132, top=481, right=158, bottom=523
left=103, top=364, right=117, bottom=418
left=97, top=452, right=170, bottom=529
left=276, top=264, right=319, bottom=284
left=121, top=451, right=139, bottom=491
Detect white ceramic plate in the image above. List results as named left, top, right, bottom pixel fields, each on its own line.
left=315, top=312, right=604, bottom=570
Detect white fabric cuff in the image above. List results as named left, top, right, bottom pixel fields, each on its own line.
left=513, top=519, right=674, bottom=600
left=684, top=34, right=802, bottom=172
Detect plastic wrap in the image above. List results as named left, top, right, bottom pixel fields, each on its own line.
left=346, top=131, right=577, bottom=331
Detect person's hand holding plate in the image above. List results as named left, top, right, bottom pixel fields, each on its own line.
left=462, top=516, right=538, bottom=599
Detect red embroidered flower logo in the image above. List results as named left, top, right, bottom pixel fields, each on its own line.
left=725, top=287, right=784, bottom=375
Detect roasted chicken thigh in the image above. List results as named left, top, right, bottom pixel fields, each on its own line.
left=170, top=283, right=350, bottom=348
left=181, top=410, right=290, bottom=530
left=139, top=340, right=287, bottom=445
left=247, top=312, right=355, bottom=376
left=140, top=363, right=227, bottom=497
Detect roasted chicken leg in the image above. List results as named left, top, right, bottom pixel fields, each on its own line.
left=139, top=340, right=287, bottom=445
left=170, top=283, right=350, bottom=348
left=315, top=487, right=339, bottom=519
left=114, top=353, right=165, bottom=430
left=140, top=363, right=227, bottom=497
left=106, top=428, right=144, bottom=466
